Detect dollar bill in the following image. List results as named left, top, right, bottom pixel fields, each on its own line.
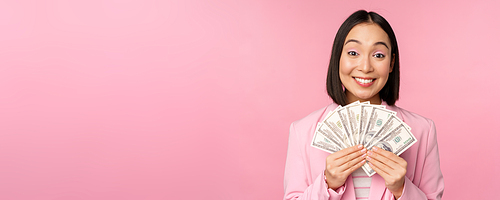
left=367, top=123, right=417, bottom=155
left=311, top=123, right=344, bottom=153
left=345, top=102, right=364, bottom=145
left=362, top=123, right=418, bottom=176
left=311, top=101, right=417, bottom=177
left=317, top=123, right=346, bottom=149
left=357, top=104, right=385, bottom=147
left=360, top=106, right=396, bottom=146
left=323, top=107, right=353, bottom=147
left=361, top=115, right=405, bottom=176
left=337, top=103, right=358, bottom=147
left=364, top=115, right=399, bottom=148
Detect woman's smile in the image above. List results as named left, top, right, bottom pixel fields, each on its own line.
left=353, top=77, right=375, bottom=86
left=339, top=23, right=394, bottom=103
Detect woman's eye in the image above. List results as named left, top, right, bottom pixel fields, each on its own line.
left=347, top=51, right=358, bottom=56
left=374, top=53, right=385, bottom=58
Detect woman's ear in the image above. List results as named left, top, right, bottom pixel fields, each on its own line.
left=390, top=54, right=395, bottom=73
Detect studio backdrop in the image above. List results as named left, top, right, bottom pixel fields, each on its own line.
left=0, top=0, right=498, bottom=199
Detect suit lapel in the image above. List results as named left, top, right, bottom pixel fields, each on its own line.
left=384, top=103, right=405, bottom=123
left=346, top=174, right=391, bottom=200
left=345, top=175, right=356, bottom=200
left=368, top=174, right=388, bottom=200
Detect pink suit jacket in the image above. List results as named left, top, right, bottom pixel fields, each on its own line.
left=284, top=102, right=444, bottom=200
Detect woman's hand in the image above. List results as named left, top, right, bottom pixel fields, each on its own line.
left=325, top=144, right=367, bottom=190
left=366, top=146, right=407, bottom=199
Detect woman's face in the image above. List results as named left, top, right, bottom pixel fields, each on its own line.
left=339, top=23, right=394, bottom=104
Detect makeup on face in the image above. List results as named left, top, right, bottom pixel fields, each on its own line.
left=338, top=23, right=393, bottom=104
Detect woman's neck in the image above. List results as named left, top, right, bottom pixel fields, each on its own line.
left=345, top=92, right=382, bottom=105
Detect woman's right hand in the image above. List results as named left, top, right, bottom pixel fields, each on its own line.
left=325, top=144, right=367, bottom=190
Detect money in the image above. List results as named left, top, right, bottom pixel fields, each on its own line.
left=362, top=123, right=417, bottom=176
left=311, top=123, right=343, bottom=153
left=323, top=107, right=352, bottom=147
left=360, top=106, right=396, bottom=147
left=310, top=101, right=417, bottom=176
left=368, top=123, right=417, bottom=156
left=345, top=101, right=368, bottom=145
left=317, top=122, right=346, bottom=149
left=337, top=101, right=360, bottom=146
left=357, top=104, right=385, bottom=148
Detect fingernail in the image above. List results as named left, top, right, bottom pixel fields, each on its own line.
left=362, top=153, right=367, bottom=158
left=358, top=144, right=363, bottom=149
left=366, top=156, right=371, bottom=161
left=373, top=146, right=378, bottom=152
left=361, top=149, right=367, bottom=153
left=367, top=151, right=373, bottom=156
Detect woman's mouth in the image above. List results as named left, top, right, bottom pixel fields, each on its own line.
left=353, top=77, right=375, bottom=86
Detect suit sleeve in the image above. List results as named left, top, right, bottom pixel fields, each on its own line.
left=397, top=120, right=445, bottom=200
left=284, top=123, right=346, bottom=200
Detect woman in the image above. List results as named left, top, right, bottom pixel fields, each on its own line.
left=283, top=10, right=444, bottom=200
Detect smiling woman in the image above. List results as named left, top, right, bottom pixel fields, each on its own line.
left=327, top=10, right=400, bottom=107
left=283, top=10, right=444, bottom=200
left=339, top=23, right=394, bottom=105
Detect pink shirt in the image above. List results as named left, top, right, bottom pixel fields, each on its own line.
left=283, top=102, right=444, bottom=200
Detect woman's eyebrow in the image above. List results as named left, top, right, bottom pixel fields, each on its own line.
left=344, top=39, right=361, bottom=46
left=344, top=39, right=390, bottom=50
left=374, top=41, right=389, bottom=49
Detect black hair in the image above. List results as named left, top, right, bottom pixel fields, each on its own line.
left=326, top=10, right=400, bottom=106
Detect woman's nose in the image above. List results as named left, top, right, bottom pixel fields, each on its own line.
left=358, top=56, right=374, bottom=73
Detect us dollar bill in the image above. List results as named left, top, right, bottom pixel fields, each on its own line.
left=357, top=104, right=385, bottom=147
left=364, top=115, right=399, bottom=148
left=360, top=106, right=396, bottom=146
left=368, top=123, right=417, bottom=156
left=357, top=104, right=372, bottom=147
left=317, top=123, right=346, bottom=149
left=323, top=107, right=352, bottom=147
left=311, top=101, right=416, bottom=177
left=346, top=103, right=363, bottom=145
left=311, top=123, right=344, bottom=153
left=337, top=101, right=361, bottom=146
left=362, top=123, right=417, bottom=176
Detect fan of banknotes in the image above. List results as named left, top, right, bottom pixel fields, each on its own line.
left=311, top=101, right=417, bottom=176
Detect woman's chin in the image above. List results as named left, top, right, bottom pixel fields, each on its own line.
left=349, top=93, right=378, bottom=102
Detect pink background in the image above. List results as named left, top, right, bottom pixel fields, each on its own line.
left=0, top=0, right=498, bottom=199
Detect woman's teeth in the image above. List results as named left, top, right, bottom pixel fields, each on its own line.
left=354, top=77, right=374, bottom=84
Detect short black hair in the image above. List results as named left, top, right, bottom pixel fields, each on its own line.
left=326, top=10, right=400, bottom=106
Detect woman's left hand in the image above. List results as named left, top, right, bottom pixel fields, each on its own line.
left=366, top=146, right=407, bottom=199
